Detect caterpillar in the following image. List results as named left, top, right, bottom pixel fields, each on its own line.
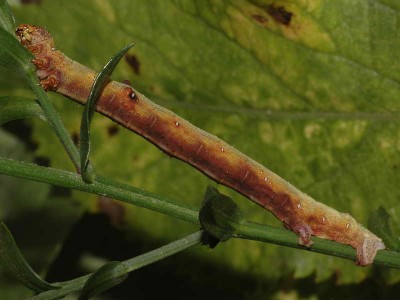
left=15, top=24, right=385, bottom=266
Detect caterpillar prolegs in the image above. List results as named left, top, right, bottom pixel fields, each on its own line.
left=15, top=24, right=385, bottom=266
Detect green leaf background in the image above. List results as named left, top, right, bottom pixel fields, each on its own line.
left=1, top=0, right=400, bottom=296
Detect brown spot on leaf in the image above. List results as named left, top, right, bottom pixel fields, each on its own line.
left=252, top=14, right=268, bottom=24
left=267, top=4, right=293, bottom=26
left=107, top=124, right=119, bottom=136
left=72, top=132, right=79, bottom=145
left=125, top=54, right=140, bottom=75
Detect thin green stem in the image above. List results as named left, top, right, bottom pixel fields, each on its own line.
left=26, top=71, right=81, bottom=172
left=0, top=157, right=198, bottom=224
left=30, top=231, right=203, bottom=300
left=0, top=157, right=399, bottom=269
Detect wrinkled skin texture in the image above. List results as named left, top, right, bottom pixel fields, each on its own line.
left=16, top=24, right=385, bottom=266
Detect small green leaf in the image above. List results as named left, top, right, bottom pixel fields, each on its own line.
left=0, top=96, right=46, bottom=125
left=368, top=206, right=400, bottom=252
left=200, top=231, right=220, bottom=249
left=0, top=25, right=34, bottom=75
left=0, top=222, right=59, bottom=293
left=80, top=43, right=134, bottom=182
left=199, top=186, right=244, bottom=242
left=78, top=261, right=128, bottom=300
left=0, top=0, right=16, bottom=34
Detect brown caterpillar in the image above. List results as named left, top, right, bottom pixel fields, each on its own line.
left=15, top=24, right=385, bottom=266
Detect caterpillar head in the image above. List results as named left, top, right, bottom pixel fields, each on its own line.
left=16, top=24, right=55, bottom=52
left=16, top=24, right=61, bottom=90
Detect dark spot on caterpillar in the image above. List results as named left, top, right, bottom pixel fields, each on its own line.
left=268, top=192, right=297, bottom=221
left=306, top=214, right=320, bottom=226
left=107, top=124, right=119, bottom=137
left=121, top=86, right=137, bottom=101
left=72, top=132, right=79, bottom=145
left=123, top=79, right=131, bottom=85
left=252, top=14, right=268, bottom=24
left=267, top=4, right=293, bottom=26
left=129, top=91, right=137, bottom=100
left=125, top=54, right=141, bottom=75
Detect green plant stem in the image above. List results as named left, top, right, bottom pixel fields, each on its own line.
left=30, top=231, right=203, bottom=300
left=26, top=71, right=81, bottom=172
left=0, top=157, right=399, bottom=269
left=0, top=157, right=198, bottom=223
